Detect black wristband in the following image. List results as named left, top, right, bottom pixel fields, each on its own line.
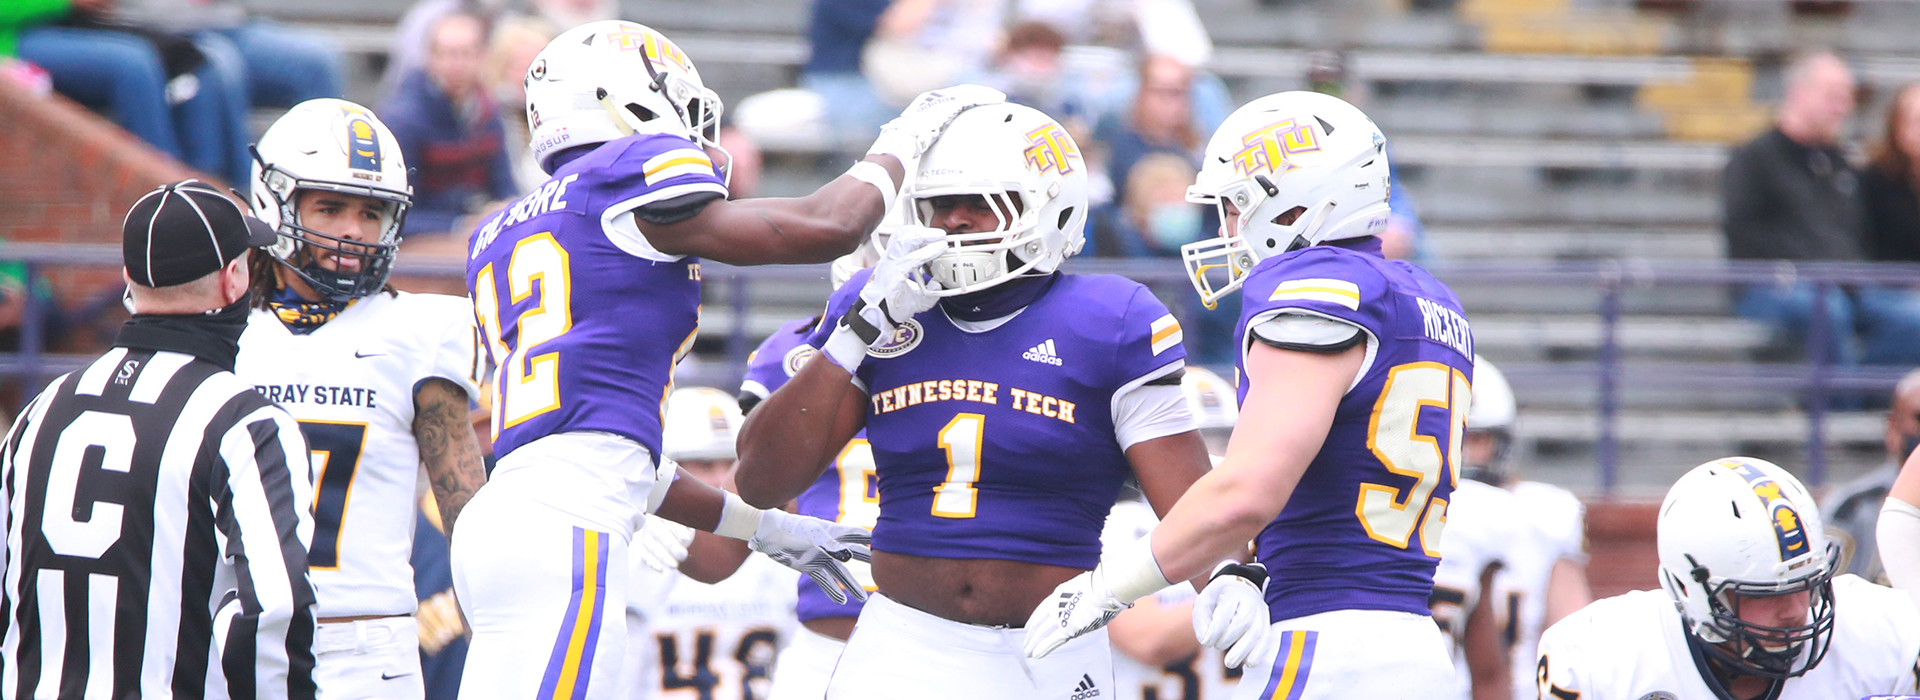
left=843, top=298, right=882, bottom=345
left=1210, top=561, right=1268, bottom=588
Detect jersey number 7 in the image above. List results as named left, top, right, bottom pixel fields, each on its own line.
left=1357, top=362, right=1469, bottom=556
left=298, top=420, right=368, bottom=570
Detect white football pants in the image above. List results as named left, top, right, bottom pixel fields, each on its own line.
left=825, top=593, right=1113, bottom=700
left=766, top=626, right=846, bottom=700
left=1230, top=609, right=1454, bottom=700
left=313, top=617, right=423, bottom=700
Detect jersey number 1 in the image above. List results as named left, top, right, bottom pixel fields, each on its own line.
left=1357, top=362, right=1469, bottom=556
left=474, top=233, right=573, bottom=434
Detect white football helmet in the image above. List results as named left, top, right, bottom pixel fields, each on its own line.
left=1657, top=457, right=1838, bottom=679
left=523, top=21, right=724, bottom=176
left=662, top=386, right=745, bottom=462
left=1463, top=355, right=1516, bottom=483
left=250, top=98, right=412, bottom=302
left=902, top=102, right=1088, bottom=297
left=1180, top=91, right=1392, bottom=309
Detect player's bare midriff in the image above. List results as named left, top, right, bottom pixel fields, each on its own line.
left=872, top=550, right=1084, bottom=627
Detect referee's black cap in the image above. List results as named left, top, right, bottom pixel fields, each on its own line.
left=122, top=180, right=277, bottom=288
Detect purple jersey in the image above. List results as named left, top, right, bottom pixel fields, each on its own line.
left=1234, top=238, right=1474, bottom=623
left=740, top=317, right=875, bottom=622
left=466, top=132, right=725, bottom=460
left=810, top=272, right=1186, bottom=569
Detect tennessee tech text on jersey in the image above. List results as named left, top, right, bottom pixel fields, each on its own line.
left=1234, top=236, right=1474, bottom=623
left=1536, top=576, right=1920, bottom=699
left=741, top=318, right=879, bottom=621
left=467, top=132, right=724, bottom=462
left=808, top=270, right=1185, bottom=568
left=237, top=291, right=481, bottom=618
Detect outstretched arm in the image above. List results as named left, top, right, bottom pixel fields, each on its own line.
left=645, top=155, right=904, bottom=265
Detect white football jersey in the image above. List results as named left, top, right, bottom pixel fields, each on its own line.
left=1431, top=478, right=1520, bottom=700
left=1505, top=480, right=1587, bottom=699
left=629, top=551, right=799, bottom=700
left=1535, top=575, right=1920, bottom=699
left=1102, top=499, right=1241, bottom=700
left=237, top=291, right=482, bottom=617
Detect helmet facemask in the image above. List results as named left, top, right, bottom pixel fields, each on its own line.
left=1180, top=177, right=1331, bottom=310
left=254, top=151, right=406, bottom=303
left=907, top=189, right=1052, bottom=298
left=1672, top=548, right=1839, bottom=679
left=1460, top=427, right=1514, bottom=484
left=633, top=43, right=730, bottom=187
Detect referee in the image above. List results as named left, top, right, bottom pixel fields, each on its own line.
left=0, top=181, right=318, bottom=700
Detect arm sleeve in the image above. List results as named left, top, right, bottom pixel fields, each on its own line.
left=1878, top=496, right=1920, bottom=590
left=425, top=301, right=484, bottom=404
left=1111, top=383, right=1196, bottom=451
left=590, top=134, right=730, bottom=261
left=1249, top=313, right=1367, bottom=353
left=1238, top=248, right=1393, bottom=355
left=1533, top=619, right=1588, bottom=700
left=214, top=407, right=317, bottom=700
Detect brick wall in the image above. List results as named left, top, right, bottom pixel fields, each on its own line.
left=0, top=75, right=205, bottom=350
left=1585, top=500, right=1662, bottom=598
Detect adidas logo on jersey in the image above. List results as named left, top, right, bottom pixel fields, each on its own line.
left=1069, top=674, right=1100, bottom=700
left=1022, top=339, right=1063, bottom=366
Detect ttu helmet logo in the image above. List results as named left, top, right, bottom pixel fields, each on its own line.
left=1723, top=459, right=1812, bottom=561
left=1023, top=123, right=1080, bottom=175
left=1231, top=118, right=1322, bottom=178
left=343, top=109, right=383, bottom=175
left=605, top=28, right=692, bottom=72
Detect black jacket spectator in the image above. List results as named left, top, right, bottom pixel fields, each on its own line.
left=1864, top=166, right=1920, bottom=261
left=1723, top=127, right=1865, bottom=261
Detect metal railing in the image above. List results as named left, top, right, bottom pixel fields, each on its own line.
left=7, top=242, right=1920, bottom=492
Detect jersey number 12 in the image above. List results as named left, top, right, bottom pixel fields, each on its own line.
left=474, top=233, right=573, bottom=434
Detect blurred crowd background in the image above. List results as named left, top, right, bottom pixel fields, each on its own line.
left=7, top=0, right=1920, bottom=496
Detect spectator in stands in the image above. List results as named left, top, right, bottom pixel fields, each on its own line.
left=1089, top=152, right=1201, bottom=258
left=1724, top=51, right=1920, bottom=371
left=1094, top=53, right=1202, bottom=215
left=10, top=0, right=241, bottom=182
left=864, top=0, right=1006, bottom=107
left=800, top=0, right=891, bottom=152
left=382, top=11, right=517, bottom=237
left=973, top=21, right=1075, bottom=119
left=1304, top=50, right=1429, bottom=261
left=485, top=14, right=555, bottom=193
left=715, top=126, right=763, bottom=199
left=1865, top=83, right=1920, bottom=262
left=1822, top=367, right=1920, bottom=584
left=113, top=0, right=345, bottom=183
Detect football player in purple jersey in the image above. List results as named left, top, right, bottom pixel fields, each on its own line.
left=454, top=19, right=1006, bottom=700
left=733, top=102, right=1252, bottom=699
left=1023, top=91, right=1474, bottom=700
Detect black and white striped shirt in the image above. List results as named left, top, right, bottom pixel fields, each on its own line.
left=0, top=345, right=317, bottom=700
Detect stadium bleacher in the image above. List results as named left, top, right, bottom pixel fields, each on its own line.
left=14, top=0, right=1920, bottom=495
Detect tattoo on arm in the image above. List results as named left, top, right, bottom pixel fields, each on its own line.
left=415, top=378, right=488, bottom=533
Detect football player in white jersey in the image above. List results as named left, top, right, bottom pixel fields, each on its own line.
left=1880, top=424, right=1920, bottom=593
left=1429, top=356, right=1521, bottom=700
left=1537, top=457, right=1920, bottom=700
left=1106, top=367, right=1244, bottom=700
left=237, top=98, right=489, bottom=700
left=1457, top=358, right=1591, bottom=700
left=625, top=387, right=799, bottom=700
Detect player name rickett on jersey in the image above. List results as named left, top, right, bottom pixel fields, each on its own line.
left=253, top=383, right=380, bottom=408
left=868, top=379, right=1079, bottom=424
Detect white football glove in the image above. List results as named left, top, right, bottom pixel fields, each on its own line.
left=1193, top=561, right=1271, bottom=668
left=749, top=509, right=873, bottom=605
left=632, top=515, right=696, bottom=573
left=1022, top=568, right=1131, bottom=659
left=820, top=225, right=947, bottom=372
left=866, top=84, right=1007, bottom=169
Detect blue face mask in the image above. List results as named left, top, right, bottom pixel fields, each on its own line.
left=1146, top=204, right=1202, bottom=250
